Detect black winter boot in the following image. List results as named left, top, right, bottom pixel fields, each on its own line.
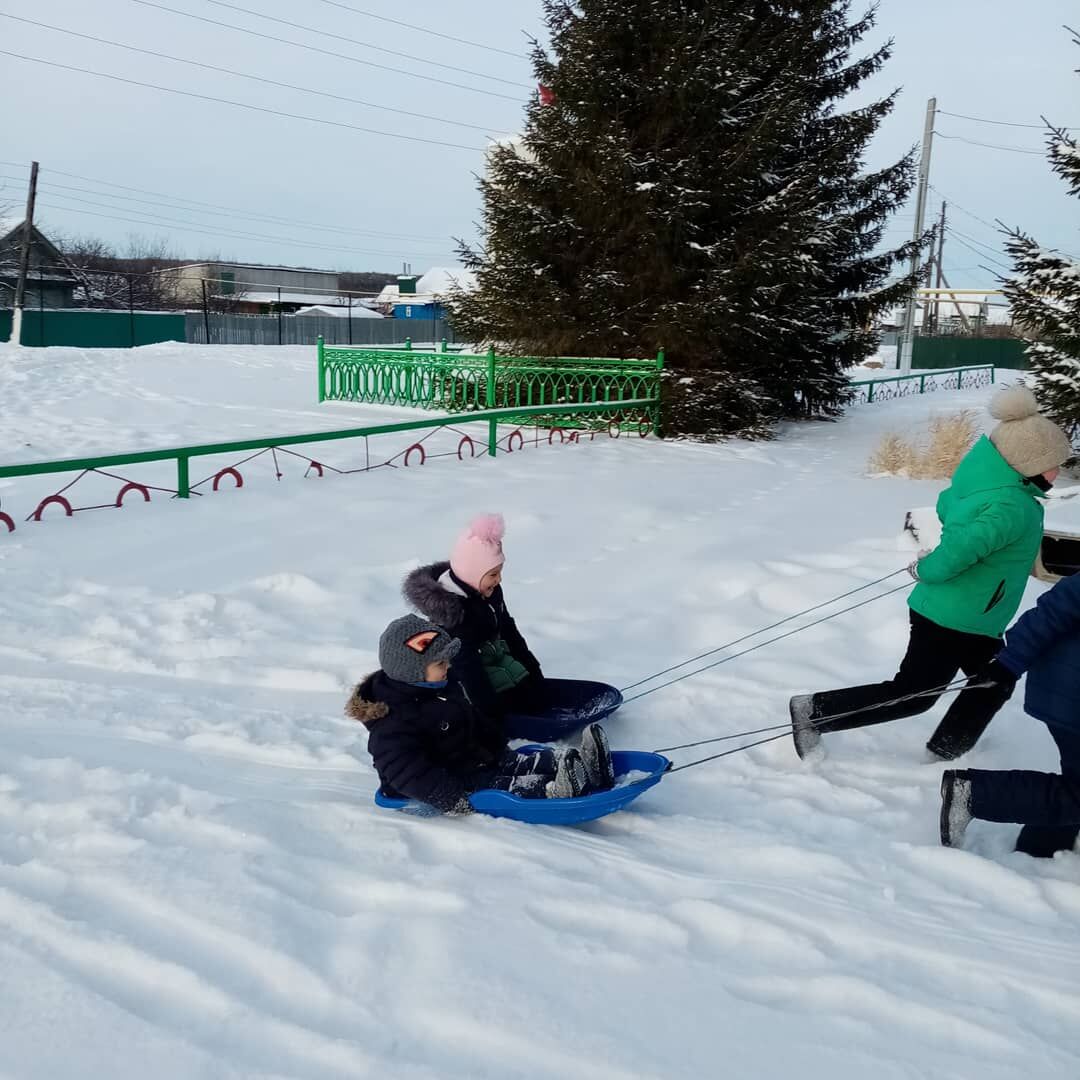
left=580, top=723, right=615, bottom=790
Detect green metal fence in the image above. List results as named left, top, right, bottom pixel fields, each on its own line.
left=0, top=309, right=187, bottom=348
left=318, top=337, right=664, bottom=429
left=0, top=397, right=659, bottom=530
left=912, top=336, right=1028, bottom=371
left=849, top=365, right=995, bottom=404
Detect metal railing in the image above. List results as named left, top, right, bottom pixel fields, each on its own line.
left=318, top=338, right=664, bottom=426
left=0, top=397, right=660, bottom=531
left=849, top=365, right=995, bottom=404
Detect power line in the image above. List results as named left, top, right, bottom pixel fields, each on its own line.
left=933, top=130, right=1046, bottom=156
left=0, top=12, right=500, bottom=134
left=36, top=189, right=458, bottom=258
left=204, top=0, right=529, bottom=88
left=944, top=228, right=1012, bottom=272
left=927, top=184, right=1001, bottom=234
left=128, top=0, right=524, bottom=102
left=1, top=163, right=443, bottom=241
left=938, top=109, right=1079, bottom=131
left=310, top=0, right=528, bottom=59
left=0, top=50, right=486, bottom=151
left=0, top=173, right=453, bottom=246
left=36, top=195, right=458, bottom=260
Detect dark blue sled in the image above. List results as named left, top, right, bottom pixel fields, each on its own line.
left=503, top=678, right=624, bottom=741
left=374, top=748, right=670, bottom=825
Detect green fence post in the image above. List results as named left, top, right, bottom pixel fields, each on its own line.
left=317, top=335, right=326, bottom=403
left=440, top=338, right=447, bottom=354
left=176, top=455, right=190, bottom=499
left=868, top=381, right=876, bottom=403
left=405, top=337, right=412, bottom=352
left=656, top=347, right=665, bottom=370
left=920, top=374, right=926, bottom=393
left=486, top=345, right=497, bottom=457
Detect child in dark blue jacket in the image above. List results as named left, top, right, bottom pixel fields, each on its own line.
left=941, top=571, right=1080, bottom=857
left=347, top=614, right=614, bottom=814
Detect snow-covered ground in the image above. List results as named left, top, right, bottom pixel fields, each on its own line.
left=1, top=346, right=1078, bottom=1080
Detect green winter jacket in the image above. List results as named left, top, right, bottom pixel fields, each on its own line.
left=909, top=435, right=1045, bottom=638
left=478, top=636, right=531, bottom=694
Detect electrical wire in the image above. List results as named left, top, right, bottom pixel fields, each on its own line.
left=0, top=173, right=455, bottom=246
left=126, top=0, right=522, bottom=100
left=933, top=130, right=1046, bottom=156
left=938, top=109, right=1078, bottom=131
left=0, top=12, right=500, bottom=134
left=36, top=195, right=458, bottom=260
left=0, top=50, right=486, bottom=152
left=204, top=0, right=530, bottom=88
left=309, top=0, right=528, bottom=59
left=0, top=164, right=444, bottom=242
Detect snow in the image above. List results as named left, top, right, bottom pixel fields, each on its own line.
left=293, top=304, right=383, bottom=319
left=1, top=344, right=1079, bottom=1079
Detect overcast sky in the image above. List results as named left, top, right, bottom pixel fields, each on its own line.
left=1, top=0, right=1077, bottom=288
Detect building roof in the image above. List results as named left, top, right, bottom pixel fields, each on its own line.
left=173, top=260, right=341, bottom=275
left=376, top=266, right=475, bottom=306
left=215, top=290, right=348, bottom=305
left=294, top=303, right=383, bottom=319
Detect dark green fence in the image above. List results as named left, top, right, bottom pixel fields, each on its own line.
left=912, top=336, right=1028, bottom=371
left=0, top=309, right=187, bottom=348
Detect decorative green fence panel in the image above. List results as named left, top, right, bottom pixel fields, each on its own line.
left=850, top=365, right=995, bottom=404
left=318, top=338, right=664, bottom=429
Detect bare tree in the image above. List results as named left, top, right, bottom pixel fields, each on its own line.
left=55, top=233, right=184, bottom=310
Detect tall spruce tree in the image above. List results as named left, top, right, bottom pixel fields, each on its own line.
left=450, top=1, right=923, bottom=437
left=1003, top=37, right=1080, bottom=444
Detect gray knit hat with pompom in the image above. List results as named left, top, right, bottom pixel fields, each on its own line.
left=989, top=385, right=1073, bottom=478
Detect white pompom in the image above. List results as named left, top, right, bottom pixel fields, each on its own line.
left=989, top=385, right=1039, bottom=422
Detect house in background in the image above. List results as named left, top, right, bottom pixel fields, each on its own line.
left=0, top=218, right=79, bottom=308
left=376, top=267, right=476, bottom=320
left=293, top=303, right=383, bottom=319
left=164, top=260, right=344, bottom=313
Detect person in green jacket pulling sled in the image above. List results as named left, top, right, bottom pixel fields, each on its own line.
left=790, top=385, right=1073, bottom=763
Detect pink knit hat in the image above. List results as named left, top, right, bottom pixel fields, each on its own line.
left=450, top=513, right=506, bottom=591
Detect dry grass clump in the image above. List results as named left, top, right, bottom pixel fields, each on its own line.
left=868, top=411, right=979, bottom=479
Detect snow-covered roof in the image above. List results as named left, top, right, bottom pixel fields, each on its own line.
left=293, top=303, right=383, bottom=319
left=375, top=266, right=475, bottom=307
left=0, top=215, right=23, bottom=240
left=217, top=290, right=347, bottom=306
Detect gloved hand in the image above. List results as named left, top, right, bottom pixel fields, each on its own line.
left=974, top=658, right=1019, bottom=691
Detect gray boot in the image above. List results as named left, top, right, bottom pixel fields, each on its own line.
left=547, top=748, right=587, bottom=799
left=580, top=722, right=615, bottom=790
left=790, top=694, right=824, bottom=761
left=940, top=770, right=973, bottom=848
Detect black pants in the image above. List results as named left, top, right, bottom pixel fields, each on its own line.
left=814, top=610, right=1013, bottom=758
left=968, top=722, right=1080, bottom=857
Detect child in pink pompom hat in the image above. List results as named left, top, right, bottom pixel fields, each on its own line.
left=403, top=513, right=545, bottom=717
left=449, top=513, right=506, bottom=596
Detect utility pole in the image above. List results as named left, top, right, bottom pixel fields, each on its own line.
left=9, top=160, right=39, bottom=346
left=931, top=200, right=946, bottom=334
left=899, top=99, right=936, bottom=374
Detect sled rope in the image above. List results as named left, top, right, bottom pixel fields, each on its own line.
left=620, top=568, right=909, bottom=695
left=623, top=579, right=912, bottom=704
left=655, top=678, right=980, bottom=758
left=665, top=679, right=988, bottom=772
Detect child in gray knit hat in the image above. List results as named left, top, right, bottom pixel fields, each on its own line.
left=347, top=614, right=615, bottom=813
left=791, top=384, right=1073, bottom=764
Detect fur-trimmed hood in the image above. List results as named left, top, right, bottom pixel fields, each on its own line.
left=344, top=674, right=389, bottom=727
left=402, top=561, right=468, bottom=628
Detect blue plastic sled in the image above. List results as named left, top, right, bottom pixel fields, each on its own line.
left=503, top=678, right=624, bottom=741
left=374, top=748, right=670, bottom=825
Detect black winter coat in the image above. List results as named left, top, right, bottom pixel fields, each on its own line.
left=402, top=561, right=542, bottom=716
left=347, top=670, right=507, bottom=812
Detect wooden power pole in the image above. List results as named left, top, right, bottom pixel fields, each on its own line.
left=9, top=160, right=40, bottom=346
